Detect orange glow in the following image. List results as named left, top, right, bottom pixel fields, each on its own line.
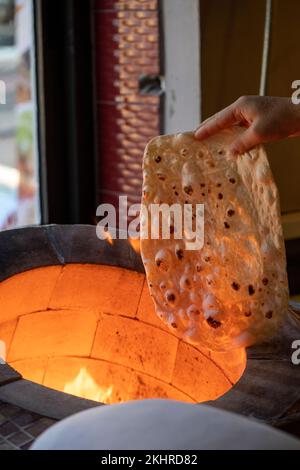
left=129, top=237, right=141, bottom=254
left=64, top=368, right=113, bottom=403
left=0, top=264, right=246, bottom=404
left=103, top=230, right=114, bottom=246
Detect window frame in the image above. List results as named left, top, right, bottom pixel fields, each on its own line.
left=33, top=0, right=97, bottom=224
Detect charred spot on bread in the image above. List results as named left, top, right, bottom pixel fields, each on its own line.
left=175, top=248, right=184, bottom=260
left=166, top=292, right=176, bottom=303
left=231, top=282, right=240, bottom=291
left=207, top=317, right=222, bottom=329
left=248, top=285, right=255, bottom=296
left=184, top=185, right=193, bottom=196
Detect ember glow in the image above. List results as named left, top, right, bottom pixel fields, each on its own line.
left=103, top=229, right=114, bottom=246
left=128, top=237, right=141, bottom=254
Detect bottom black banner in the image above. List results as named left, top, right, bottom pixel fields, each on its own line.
left=0, top=450, right=298, bottom=466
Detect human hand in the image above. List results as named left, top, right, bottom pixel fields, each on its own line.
left=195, top=96, right=300, bottom=155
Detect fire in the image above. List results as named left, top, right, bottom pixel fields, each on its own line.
left=0, top=340, right=6, bottom=363
left=103, top=230, right=114, bottom=246
left=129, top=237, right=141, bottom=254
left=63, top=368, right=113, bottom=403
left=2, top=265, right=246, bottom=404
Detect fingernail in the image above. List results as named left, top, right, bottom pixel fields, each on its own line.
left=194, top=119, right=209, bottom=136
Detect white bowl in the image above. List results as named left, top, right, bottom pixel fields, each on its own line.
left=31, top=399, right=300, bottom=450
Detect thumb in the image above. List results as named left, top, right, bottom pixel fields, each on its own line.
left=229, top=127, right=261, bottom=155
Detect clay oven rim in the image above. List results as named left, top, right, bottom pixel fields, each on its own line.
left=0, top=224, right=145, bottom=283
left=0, top=225, right=300, bottom=429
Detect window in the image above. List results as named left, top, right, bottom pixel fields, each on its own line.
left=0, top=0, right=39, bottom=230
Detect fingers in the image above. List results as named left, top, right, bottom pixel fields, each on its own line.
left=194, top=96, right=264, bottom=154
left=194, top=103, right=240, bottom=140
left=229, top=127, right=262, bottom=155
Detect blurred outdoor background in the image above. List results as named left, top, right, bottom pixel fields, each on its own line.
left=0, top=0, right=38, bottom=230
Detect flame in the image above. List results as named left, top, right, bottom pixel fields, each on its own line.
left=129, top=237, right=141, bottom=254
left=63, top=368, right=113, bottom=403
left=103, top=230, right=114, bottom=246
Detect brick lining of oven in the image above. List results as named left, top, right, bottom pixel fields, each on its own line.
left=0, top=230, right=245, bottom=406
left=0, top=225, right=300, bottom=449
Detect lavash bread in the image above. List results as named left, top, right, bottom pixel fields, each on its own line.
left=140, top=127, right=289, bottom=351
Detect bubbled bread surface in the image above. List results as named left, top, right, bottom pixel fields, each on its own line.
left=141, top=128, right=289, bottom=351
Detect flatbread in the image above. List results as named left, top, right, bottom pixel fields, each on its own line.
left=140, top=127, right=289, bottom=351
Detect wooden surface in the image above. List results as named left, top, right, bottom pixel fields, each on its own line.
left=200, top=0, right=300, bottom=222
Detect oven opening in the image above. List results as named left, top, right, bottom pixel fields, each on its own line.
left=1, top=263, right=246, bottom=405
